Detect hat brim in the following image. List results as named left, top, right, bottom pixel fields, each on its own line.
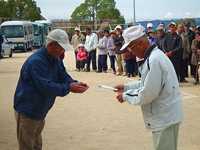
left=120, top=42, right=130, bottom=51
left=58, top=42, right=74, bottom=51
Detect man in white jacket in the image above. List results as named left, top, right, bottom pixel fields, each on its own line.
left=113, top=25, right=184, bottom=150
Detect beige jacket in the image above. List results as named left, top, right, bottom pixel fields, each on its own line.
left=181, top=32, right=190, bottom=60
left=71, top=34, right=85, bottom=52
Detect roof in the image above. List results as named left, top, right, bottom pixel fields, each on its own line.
left=1, top=20, right=32, bottom=26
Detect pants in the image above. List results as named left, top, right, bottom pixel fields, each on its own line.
left=126, top=58, right=136, bottom=75
left=180, top=59, right=188, bottom=81
left=116, top=53, right=126, bottom=74
left=192, top=64, right=199, bottom=82
left=86, top=49, right=97, bottom=71
left=15, top=110, right=45, bottom=150
left=77, top=59, right=86, bottom=69
left=152, top=123, right=180, bottom=150
left=109, top=55, right=116, bottom=72
left=169, top=57, right=180, bottom=80
left=98, top=55, right=107, bottom=72
left=75, top=51, right=78, bottom=69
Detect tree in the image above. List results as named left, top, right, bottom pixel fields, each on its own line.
left=70, top=0, right=125, bottom=30
left=176, top=18, right=197, bottom=26
left=0, top=0, right=41, bottom=22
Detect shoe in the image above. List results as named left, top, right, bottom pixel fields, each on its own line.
left=80, top=69, right=84, bottom=72
left=127, top=73, right=130, bottom=78
left=115, top=72, right=121, bottom=76
left=132, top=73, right=136, bottom=77
left=122, top=72, right=126, bottom=76
left=113, top=71, right=116, bottom=74
left=180, top=79, right=188, bottom=83
left=93, top=69, right=97, bottom=72
left=96, top=71, right=102, bottom=73
left=193, top=81, right=199, bottom=85
left=76, top=69, right=80, bottom=72
left=103, top=71, right=107, bottom=73
left=85, top=70, right=90, bottom=72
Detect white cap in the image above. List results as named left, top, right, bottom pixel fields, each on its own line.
left=79, top=43, right=84, bottom=47
left=115, top=25, right=122, bottom=31
left=120, top=25, right=145, bottom=51
left=168, top=22, right=176, bottom=27
left=147, top=23, right=153, bottom=28
left=46, top=29, right=74, bottom=51
left=74, top=27, right=80, bottom=32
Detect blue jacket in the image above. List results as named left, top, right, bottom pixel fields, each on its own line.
left=14, top=46, right=77, bottom=120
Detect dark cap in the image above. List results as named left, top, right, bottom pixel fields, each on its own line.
left=185, top=21, right=191, bottom=26
left=86, top=27, right=91, bottom=31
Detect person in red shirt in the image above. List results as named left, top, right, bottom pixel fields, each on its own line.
left=76, top=44, right=87, bottom=71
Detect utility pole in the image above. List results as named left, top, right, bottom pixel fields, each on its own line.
left=133, top=0, right=136, bottom=25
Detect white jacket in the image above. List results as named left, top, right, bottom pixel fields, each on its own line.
left=122, top=45, right=184, bottom=132
left=85, top=33, right=98, bottom=52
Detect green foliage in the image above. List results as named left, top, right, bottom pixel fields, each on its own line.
left=70, top=0, right=125, bottom=30
left=176, top=18, right=197, bottom=26
left=0, top=0, right=41, bottom=22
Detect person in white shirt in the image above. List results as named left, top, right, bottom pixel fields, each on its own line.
left=113, top=25, right=184, bottom=150
left=84, top=27, right=98, bottom=72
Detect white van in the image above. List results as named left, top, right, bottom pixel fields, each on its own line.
left=0, top=21, right=34, bottom=52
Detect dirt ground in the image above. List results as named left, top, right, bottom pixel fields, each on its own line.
left=0, top=49, right=200, bottom=150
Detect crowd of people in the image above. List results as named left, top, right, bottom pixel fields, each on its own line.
left=70, top=21, right=200, bottom=83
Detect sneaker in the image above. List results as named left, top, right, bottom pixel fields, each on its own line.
left=115, top=72, right=121, bottom=76
left=127, top=73, right=130, bottom=78
left=132, top=73, right=136, bottom=77
left=85, top=70, right=90, bottom=72
left=113, top=71, right=116, bottom=74
left=76, top=69, right=80, bottom=72
left=122, top=72, right=126, bottom=76
left=80, top=69, right=84, bottom=72
left=103, top=71, right=107, bottom=73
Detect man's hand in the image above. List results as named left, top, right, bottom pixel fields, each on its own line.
left=112, top=46, right=116, bottom=50
left=113, top=84, right=124, bottom=92
left=116, top=91, right=124, bottom=103
left=70, top=82, right=89, bottom=93
left=168, top=51, right=173, bottom=56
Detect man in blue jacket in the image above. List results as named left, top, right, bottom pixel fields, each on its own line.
left=14, top=29, right=89, bottom=150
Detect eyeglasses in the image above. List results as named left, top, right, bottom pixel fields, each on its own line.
left=128, top=41, right=139, bottom=52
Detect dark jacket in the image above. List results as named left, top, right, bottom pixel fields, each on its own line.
left=14, top=46, right=77, bottom=120
left=114, top=34, right=124, bottom=54
left=163, top=32, right=182, bottom=59
left=185, top=29, right=195, bottom=46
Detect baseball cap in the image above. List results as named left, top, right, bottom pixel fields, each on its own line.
left=185, top=21, right=191, bottom=26
left=79, top=43, right=84, bottom=47
left=120, top=25, right=145, bottom=51
left=168, top=22, right=176, bottom=27
left=147, top=23, right=153, bottom=28
left=115, top=25, right=122, bottom=31
left=156, top=26, right=165, bottom=30
left=46, top=29, right=74, bottom=51
left=74, top=27, right=80, bottom=32
left=151, top=29, right=157, bottom=34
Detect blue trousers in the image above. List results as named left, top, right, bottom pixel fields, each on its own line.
left=98, top=55, right=107, bottom=72
left=126, top=58, right=136, bottom=75
left=109, top=55, right=116, bottom=72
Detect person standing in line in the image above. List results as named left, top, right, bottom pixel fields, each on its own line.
left=71, top=27, right=85, bottom=71
left=0, top=34, right=3, bottom=59
left=85, top=27, right=98, bottom=72
left=113, top=25, right=184, bottom=150
left=107, top=30, right=116, bottom=74
left=163, top=22, right=182, bottom=79
left=191, top=32, right=200, bottom=84
left=114, top=25, right=126, bottom=76
left=14, top=29, right=89, bottom=150
left=76, top=44, right=87, bottom=72
left=96, top=29, right=108, bottom=73
left=154, top=26, right=168, bottom=51
left=177, top=23, right=191, bottom=83
left=184, top=21, right=196, bottom=77
left=148, top=29, right=157, bottom=45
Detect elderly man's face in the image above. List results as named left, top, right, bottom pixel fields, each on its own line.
left=184, top=25, right=190, bottom=31
left=75, top=30, right=80, bottom=35
left=48, top=41, right=65, bottom=58
left=157, top=30, right=164, bottom=37
left=177, top=24, right=184, bottom=34
left=169, top=25, right=176, bottom=34
left=86, top=30, right=91, bottom=35
left=128, top=40, right=144, bottom=58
